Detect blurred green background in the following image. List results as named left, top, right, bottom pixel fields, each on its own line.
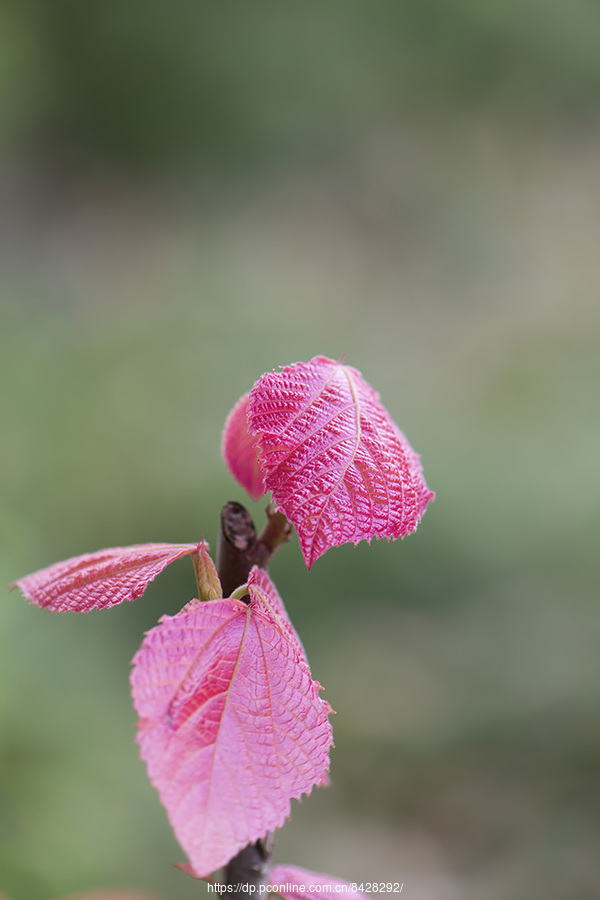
left=1, top=2, right=599, bottom=899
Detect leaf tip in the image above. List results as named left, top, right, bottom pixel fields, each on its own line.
left=192, top=539, right=222, bottom=602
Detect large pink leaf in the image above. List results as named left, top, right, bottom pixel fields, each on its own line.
left=12, top=543, right=199, bottom=613
left=130, top=567, right=333, bottom=877
left=270, top=865, right=369, bottom=900
left=248, top=356, right=434, bottom=567
left=246, top=566, right=307, bottom=658
left=222, top=391, right=265, bottom=500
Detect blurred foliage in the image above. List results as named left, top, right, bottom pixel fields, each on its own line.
left=2, top=0, right=600, bottom=169
left=1, top=3, right=600, bottom=900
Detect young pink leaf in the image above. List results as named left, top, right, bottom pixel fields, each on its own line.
left=222, top=391, right=265, bottom=500
left=12, top=543, right=200, bottom=613
left=130, top=567, right=333, bottom=878
left=270, top=865, right=369, bottom=900
left=248, top=356, right=434, bottom=568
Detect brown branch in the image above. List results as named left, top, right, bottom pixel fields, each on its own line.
left=216, top=501, right=258, bottom=598
left=216, top=502, right=291, bottom=888
left=217, top=502, right=292, bottom=597
left=223, top=835, right=274, bottom=890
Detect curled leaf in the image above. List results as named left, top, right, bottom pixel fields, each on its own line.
left=222, top=391, right=265, bottom=500
left=130, top=567, right=333, bottom=877
left=12, top=543, right=200, bottom=613
left=249, top=356, right=434, bottom=567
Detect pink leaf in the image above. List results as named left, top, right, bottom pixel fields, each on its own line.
left=222, top=392, right=266, bottom=500
left=130, top=567, right=333, bottom=877
left=248, top=356, right=434, bottom=567
left=270, top=865, right=369, bottom=900
left=246, top=565, right=307, bottom=658
left=12, top=543, right=199, bottom=613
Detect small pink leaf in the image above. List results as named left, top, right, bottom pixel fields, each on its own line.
left=249, top=356, right=434, bottom=567
left=270, top=865, right=369, bottom=900
left=12, top=543, right=199, bottom=613
left=222, top=392, right=265, bottom=500
left=130, top=567, right=333, bottom=877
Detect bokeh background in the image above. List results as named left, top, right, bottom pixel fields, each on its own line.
left=2, top=3, right=599, bottom=899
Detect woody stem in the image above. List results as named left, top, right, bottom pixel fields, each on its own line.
left=216, top=501, right=291, bottom=888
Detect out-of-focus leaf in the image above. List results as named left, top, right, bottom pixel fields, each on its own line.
left=222, top=391, right=265, bottom=500
left=270, top=864, right=368, bottom=899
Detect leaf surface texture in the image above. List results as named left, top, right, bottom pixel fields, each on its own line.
left=130, top=567, right=333, bottom=876
left=249, top=356, right=434, bottom=567
left=13, top=543, right=199, bottom=613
